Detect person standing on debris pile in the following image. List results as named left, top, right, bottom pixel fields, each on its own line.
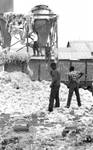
left=30, top=27, right=39, bottom=56
left=48, top=62, right=61, bottom=112
left=45, top=42, right=51, bottom=63
left=66, top=66, right=84, bottom=108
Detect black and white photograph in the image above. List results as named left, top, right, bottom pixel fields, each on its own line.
left=0, top=0, right=93, bottom=149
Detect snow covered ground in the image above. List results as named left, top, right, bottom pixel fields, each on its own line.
left=0, top=71, right=93, bottom=149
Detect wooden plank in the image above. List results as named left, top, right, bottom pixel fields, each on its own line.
left=85, top=60, right=88, bottom=87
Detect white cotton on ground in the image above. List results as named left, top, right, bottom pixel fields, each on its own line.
left=0, top=71, right=93, bottom=149
left=0, top=71, right=92, bottom=116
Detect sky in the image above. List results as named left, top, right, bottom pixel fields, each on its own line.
left=14, top=0, right=93, bottom=47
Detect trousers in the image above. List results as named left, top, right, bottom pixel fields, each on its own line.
left=48, top=86, right=60, bottom=111
left=67, top=83, right=81, bottom=107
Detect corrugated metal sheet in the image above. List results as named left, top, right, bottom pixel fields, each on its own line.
left=57, top=47, right=92, bottom=60
left=67, top=41, right=93, bottom=60
left=86, top=41, right=93, bottom=52
left=69, top=41, right=90, bottom=52
left=68, top=41, right=93, bottom=52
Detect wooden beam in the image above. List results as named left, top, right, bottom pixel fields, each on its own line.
left=85, top=59, right=87, bottom=87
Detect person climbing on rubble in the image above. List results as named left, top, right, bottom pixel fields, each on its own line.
left=66, top=66, right=84, bottom=108
left=48, top=62, right=61, bottom=112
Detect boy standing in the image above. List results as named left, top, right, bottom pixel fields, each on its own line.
left=48, top=62, right=61, bottom=112
left=66, top=66, right=83, bottom=108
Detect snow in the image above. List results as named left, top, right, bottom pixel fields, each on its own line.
left=0, top=71, right=93, bottom=149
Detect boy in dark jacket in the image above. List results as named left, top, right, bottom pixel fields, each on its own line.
left=66, top=66, right=84, bottom=108
left=48, top=62, right=61, bottom=112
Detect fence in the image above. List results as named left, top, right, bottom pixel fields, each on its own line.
left=4, top=58, right=93, bottom=88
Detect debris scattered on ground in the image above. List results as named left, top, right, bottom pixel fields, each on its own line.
left=0, top=71, right=93, bottom=149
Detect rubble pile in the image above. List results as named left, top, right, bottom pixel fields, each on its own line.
left=0, top=71, right=93, bottom=149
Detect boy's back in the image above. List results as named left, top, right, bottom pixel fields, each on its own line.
left=68, top=70, right=83, bottom=83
